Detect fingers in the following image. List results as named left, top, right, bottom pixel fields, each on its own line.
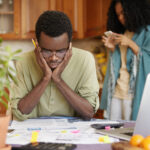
left=102, top=36, right=108, bottom=43
left=64, top=42, right=72, bottom=60
left=68, top=42, right=72, bottom=57
left=112, top=32, right=121, bottom=37
left=69, top=42, right=72, bottom=50
left=34, top=40, right=48, bottom=68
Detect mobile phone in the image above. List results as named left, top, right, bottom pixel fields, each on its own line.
left=104, top=31, right=113, bottom=37
left=91, top=122, right=124, bottom=129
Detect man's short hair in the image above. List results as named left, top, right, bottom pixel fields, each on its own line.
left=35, top=10, right=72, bottom=43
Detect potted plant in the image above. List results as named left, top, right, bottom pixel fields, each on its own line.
left=0, top=38, right=21, bottom=150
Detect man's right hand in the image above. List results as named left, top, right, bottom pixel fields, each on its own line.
left=34, top=42, right=52, bottom=81
left=18, top=44, right=52, bottom=115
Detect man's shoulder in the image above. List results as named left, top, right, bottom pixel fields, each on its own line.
left=72, top=47, right=93, bottom=59
left=69, top=47, right=95, bottom=69
left=16, top=50, right=35, bottom=68
left=17, top=50, right=35, bottom=64
left=19, top=50, right=35, bottom=60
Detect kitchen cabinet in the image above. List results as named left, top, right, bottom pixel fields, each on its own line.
left=0, top=0, right=111, bottom=40
left=0, top=0, right=21, bottom=39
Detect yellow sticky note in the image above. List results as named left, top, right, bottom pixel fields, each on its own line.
left=99, top=137, right=105, bottom=142
left=98, top=136, right=111, bottom=143
left=31, top=131, right=39, bottom=143
left=14, top=134, right=20, bottom=137
left=61, top=130, right=67, bottom=133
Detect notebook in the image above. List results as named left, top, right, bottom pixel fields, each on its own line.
left=96, top=73, right=150, bottom=141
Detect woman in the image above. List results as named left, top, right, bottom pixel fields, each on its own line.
left=100, top=0, right=150, bottom=120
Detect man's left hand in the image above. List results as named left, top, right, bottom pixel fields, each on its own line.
left=52, top=42, right=72, bottom=82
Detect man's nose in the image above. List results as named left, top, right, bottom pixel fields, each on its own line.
left=50, top=52, right=58, bottom=60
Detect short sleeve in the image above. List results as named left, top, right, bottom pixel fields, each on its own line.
left=76, top=53, right=100, bottom=113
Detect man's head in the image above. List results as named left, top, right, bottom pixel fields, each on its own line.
left=35, top=11, right=72, bottom=69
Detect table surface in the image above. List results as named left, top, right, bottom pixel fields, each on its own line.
left=75, top=144, right=111, bottom=150
left=74, top=121, right=135, bottom=150
left=11, top=117, right=135, bottom=150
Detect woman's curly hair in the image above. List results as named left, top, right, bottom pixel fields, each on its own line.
left=107, top=0, right=150, bottom=33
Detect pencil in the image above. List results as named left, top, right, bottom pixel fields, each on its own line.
left=32, top=39, right=36, bottom=48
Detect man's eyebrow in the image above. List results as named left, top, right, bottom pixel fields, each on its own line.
left=41, top=47, right=67, bottom=51
left=41, top=47, right=50, bottom=51
left=57, top=48, right=68, bottom=51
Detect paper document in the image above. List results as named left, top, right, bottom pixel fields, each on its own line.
left=7, top=118, right=119, bottom=145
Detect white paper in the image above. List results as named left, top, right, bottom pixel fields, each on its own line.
left=7, top=118, right=119, bottom=145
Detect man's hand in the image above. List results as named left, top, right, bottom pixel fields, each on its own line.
left=34, top=42, right=52, bottom=81
left=52, top=42, right=72, bottom=82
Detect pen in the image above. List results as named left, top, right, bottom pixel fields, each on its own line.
left=32, top=39, right=36, bottom=48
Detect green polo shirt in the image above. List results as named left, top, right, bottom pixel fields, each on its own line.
left=10, top=47, right=99, bottom=120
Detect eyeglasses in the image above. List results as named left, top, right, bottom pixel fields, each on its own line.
left=41, top=46, right=69, bottom=58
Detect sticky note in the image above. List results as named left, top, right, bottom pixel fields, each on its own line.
left=105, top=126, right=111, bottom=130
left=98, top=136, right=111, bottom=143
left=71, top=130, right=80, bottom=134
left=31, top=131, right=39, bottom=143
left=61, top=130, right=67, bottom=133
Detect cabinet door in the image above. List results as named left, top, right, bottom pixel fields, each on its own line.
left=21, top=0, right=78, bottom=39
left=84, top=0, right=111, bottom=38
left=53, top=0, right=78, bottom=38
left=21, top=0, right=51, bottom=39
left=0, top=0, right=21, bottom=39
left=1, top=0, right=111, bottom=39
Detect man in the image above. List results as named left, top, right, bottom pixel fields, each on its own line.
left=10, top=11, right=99, bottom=121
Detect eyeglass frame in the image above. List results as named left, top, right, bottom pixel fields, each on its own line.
left=40, top=45, right=70, bottom=58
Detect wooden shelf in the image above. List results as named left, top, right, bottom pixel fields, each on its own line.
left=0, top=11, right=14, bottom=15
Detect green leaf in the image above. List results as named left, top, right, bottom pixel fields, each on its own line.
left=5, top=45, right=11, bottom=52
left=0, top=37, right=3, bottom=44
left=12, top=49, right=22, bottom=55
left=9, top=66, right=16, bottom=73
left=0, top=40, right=21, bottom=110
left=8, top=72, right=17, bottom=84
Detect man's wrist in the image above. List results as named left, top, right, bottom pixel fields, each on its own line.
left=52, top=76, right=62, bottom=84
left=43, top=75, right=51, bottom=83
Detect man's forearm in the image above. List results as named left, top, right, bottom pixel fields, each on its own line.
left=53, top=78, right=94, bottom=119
left=18, top=77, right=50, bottom=114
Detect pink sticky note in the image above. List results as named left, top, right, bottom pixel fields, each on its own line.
left=71, top=130, right=80, bottom=133
left=105, top=126, right=111, bottom=130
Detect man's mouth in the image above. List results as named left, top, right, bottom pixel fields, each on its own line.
left=49, top=62, right=59, bottom=68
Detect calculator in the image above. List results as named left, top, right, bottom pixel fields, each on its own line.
left=12, top=142, right=77, bottom=150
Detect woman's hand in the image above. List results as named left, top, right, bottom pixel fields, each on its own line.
left=102, top=34, right=118, bottom=51
left=113, top=33, right=131, bottom=46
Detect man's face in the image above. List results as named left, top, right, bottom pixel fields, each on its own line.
left=39, top=32, right=69, bottom=70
